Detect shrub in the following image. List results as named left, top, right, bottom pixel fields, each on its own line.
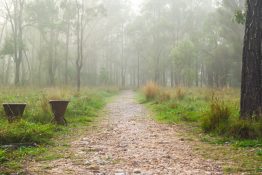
left=143, top=81, right=160, bottom=101
left=202, top=98, right=231, bottom=134
left=229, top=120, right=262, bottom=139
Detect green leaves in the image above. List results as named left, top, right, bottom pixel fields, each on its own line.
left=0, top=37, right=15, bottom=56
left=234, top=10, right=246, bottom=25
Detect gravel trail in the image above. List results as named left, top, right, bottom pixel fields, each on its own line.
left=29, top=91, right=222, bottom=175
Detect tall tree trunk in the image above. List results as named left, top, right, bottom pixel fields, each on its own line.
left=240, top=0, right=262, bottom=119
left=77, top=68, right=81, bottom=92
left=137, top=54, right=140, bottom=88
left=75, top=1, right=84, bottom=92
left=14, top=60, right=21, bottom=85
left=65, top=22, right=70, bottom=85
left=170, top=62, right=174, bottom=87
left=121, top=24, right=125, bottom=88
left=16, top=0, right=23, bottom=85
left=48, top=30, right=55, bottom=86
left=5, top=58, right=11, bottom=84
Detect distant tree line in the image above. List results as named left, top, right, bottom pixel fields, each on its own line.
left=0, top=0, right=245, bottom=89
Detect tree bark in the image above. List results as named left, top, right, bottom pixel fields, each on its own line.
left=240, top=0, right=262, bottom=119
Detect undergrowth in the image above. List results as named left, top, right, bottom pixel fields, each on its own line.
left=139, top=82, right=262, bottom=173
left=0, top=87, right=117, bottom=174
left=140, top=82, right=262, bottom=141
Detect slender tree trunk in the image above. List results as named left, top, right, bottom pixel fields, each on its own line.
left=240, top=0, right=262, bottom=119
left=16, top=0, right=23, bottom=85
left=14, top=60, right=21, bottom=85
left=137, top=54, right=140, bottom=88
left=65, top=22, right=70, bottom=85
left=121, top=24, right=125, bottom=88
left=5, top=57, right=11, bottom=84
left=170, top=62, right=174, bottom=87
left=48, top=30, right=55, bottom=86
left=77, top=68, right=81, bottom=92
left=75, top=1, right=84, bottom=92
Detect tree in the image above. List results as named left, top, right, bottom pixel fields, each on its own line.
left=27, top=0, right=61, bottom=86
left=4, top=0, right=25, bottom=85
left=61, top=0, right=76, bottom=85
left=240, top=0, right=262, bottom=119
left=75, top=0, right=84, bottom=92
left=75, top=0, right=104, bottom=91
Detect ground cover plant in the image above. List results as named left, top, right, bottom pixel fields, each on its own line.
left=0, top=87, right=117, bottom=174
left=140, top=82, right=262, bottom=173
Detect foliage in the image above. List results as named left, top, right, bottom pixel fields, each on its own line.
left=171, top=39, right=196, bottom=86
left=0, top=37, right=15, bottom=56
left=234, top=10, right=246, bottom=25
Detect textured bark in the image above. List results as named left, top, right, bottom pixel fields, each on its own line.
left=240, top=0, right=262, bottom=119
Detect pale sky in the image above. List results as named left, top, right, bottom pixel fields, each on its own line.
left=130, top=0, right=144, bottom=14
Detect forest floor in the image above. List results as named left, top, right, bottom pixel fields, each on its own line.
left=28, top=91, right=223, bottom=175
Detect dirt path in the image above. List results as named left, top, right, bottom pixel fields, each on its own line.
left=29, top=91, right=222, bottom=175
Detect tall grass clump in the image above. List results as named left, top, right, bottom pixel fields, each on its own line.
left=202, top=97, right=231, bottom=134
left=157, top=90, right=171, bottom=102
left=229, top=119, right=262, bottom=139
left=201, top=96, right=262, bottom=139
left=143, top=81, right=160, bottom=101
left=174, top=87, right=186, bottom=100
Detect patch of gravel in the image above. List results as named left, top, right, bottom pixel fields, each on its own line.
left=29, top=91, right=222, bottom=175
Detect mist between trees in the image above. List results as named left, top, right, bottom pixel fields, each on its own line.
left=0, top=0, right=245, bottom=89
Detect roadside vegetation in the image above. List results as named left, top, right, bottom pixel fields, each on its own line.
left=139, top=82, right=262, bottom=173
left=0, top=87, right=117, bottom=174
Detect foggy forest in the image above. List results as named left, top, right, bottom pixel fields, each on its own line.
left=0, top=0, right=261, bottom=174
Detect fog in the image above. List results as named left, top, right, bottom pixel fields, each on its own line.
left=0, top=0, right=245, bottom=90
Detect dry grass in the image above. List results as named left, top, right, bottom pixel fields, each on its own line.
left=173, top=87, right=186, bottom=100
left=43, top=88, right=73, bottom=100
left=143, top=81, right=160, bottom=101
left=157, top=89, right=172, bottom=102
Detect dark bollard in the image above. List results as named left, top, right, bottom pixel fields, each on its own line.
left=3, top=103, right=27, bottom=122
left=49, top=100, right=69, bottom=125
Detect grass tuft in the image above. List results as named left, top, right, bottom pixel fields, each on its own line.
left=202, top=97, right=230, bottom=134
left=229, top=120, right=262, bottom=139
left=157, top=90, right=171, bottom=103
left=174, top=87, right=186, bottom=100
left=143, top=81, right=160, bottom=101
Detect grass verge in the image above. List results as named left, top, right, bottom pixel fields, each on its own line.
left=138, top=82, right=262, bottom=174
left=0, top=87, right=117, bottom=174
